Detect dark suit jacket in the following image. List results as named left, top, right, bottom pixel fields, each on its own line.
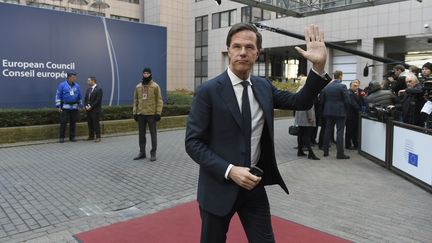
left=321, top=80, right=350, bottom=118
left=84, top=86, right=103, bottom=113
left=347, top=89, right=361, bottom=121
left=185, top=70, right=328, bottom=216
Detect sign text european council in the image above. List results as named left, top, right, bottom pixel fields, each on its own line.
left=1, top=59, right=76, bottom=79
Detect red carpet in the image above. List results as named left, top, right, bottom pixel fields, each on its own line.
left=74, top=201, right=350, bottom=243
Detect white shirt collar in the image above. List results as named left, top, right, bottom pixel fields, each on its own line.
left=91, top=84, right=97, bottom=89
left=227, top=66, right=252, bottom=87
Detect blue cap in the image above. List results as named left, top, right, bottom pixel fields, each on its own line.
left=67, top=71, right=77, bottom=77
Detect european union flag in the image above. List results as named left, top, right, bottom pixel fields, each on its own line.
left=408, top=152, right=418, bottom=167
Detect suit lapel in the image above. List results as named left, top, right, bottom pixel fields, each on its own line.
left=250, top=77, right=272, bottom=124
left=217, top=71, right=243, bottom=129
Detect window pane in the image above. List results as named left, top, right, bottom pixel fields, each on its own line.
left=202, top=61, right=208, bottom=76
left=202, top=30, right=208, bottom=46
left=221, top=12, right=229, bottom=28
left=230, top=10, right=237, bottom=25
left=195, top=47, right=202, bottom=60
left=202, top=47, right=208, bottom=61
left=212, top=13, right=220, bottom=29
left=263, top=10, right=271, bottom=20
left=203, top=16, right=208, bottom=31
left=195, top=61, right=202, bottom=76
left=195, top=18, right=202, bottom=32
left=195, top=32, right=202, bottom=46
left=252, top=7, right=262, bottom=22
left=241, top=7, right=251, bottom=23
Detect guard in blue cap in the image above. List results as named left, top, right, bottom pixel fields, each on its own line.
left=55, top=71, right=83, bottom=143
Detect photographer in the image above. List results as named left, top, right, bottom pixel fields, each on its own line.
left=420, top=62, right=432, bottom=84
left=364, top=81, right=396, bottom=107
left=420, top=81, right=432, bottom=128
left=391, top=74, right=426, bottom=126
left=364, top=81, right=396, bottom=122
left=388, top=65, right=407, bottom=95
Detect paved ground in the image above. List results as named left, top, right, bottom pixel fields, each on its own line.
left=0, top=118, right=431, bottom=243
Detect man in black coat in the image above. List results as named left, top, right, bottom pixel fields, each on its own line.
left=345, top=81, right=361, bottom=149
left=185, top=23, right=331, bottom=243
left=84, top=76, right=103, bottom=142
left=320, top=71, right=351, bottom=159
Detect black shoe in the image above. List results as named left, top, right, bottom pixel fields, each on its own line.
left=86, top=137, right=94, bottom=141
left=346, top=147, right=357, bottom=150
left=297, top=151, right=306, bottom=156
left=337, top=155, right=350, bottom=159
left=59, top=138, right=65, bottom=143
left=308, top=152, right=320, bottom=160
left=150, top=153, right=156, bottom=161
left=70, top=138, right=77, bottom=142
left=323, top=152, right=329, bottom=157
left=133, top=152, right=146, bottom=160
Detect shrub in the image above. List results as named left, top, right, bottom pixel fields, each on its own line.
left=0, top=91, right=193, bottom=127
left=271, top=81, right=301, bottom=93
left=0, top=105, right=191, bottom=127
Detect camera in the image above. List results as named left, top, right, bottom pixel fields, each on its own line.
left=366, top=104, right=394, bottom=122
left=423, top=81, right=432, bottom=101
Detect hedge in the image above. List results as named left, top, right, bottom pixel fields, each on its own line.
left=0, top=105, right=190, bottom=127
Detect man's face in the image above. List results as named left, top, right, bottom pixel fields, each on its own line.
left=68, top=75, right=76, bottom=83
left=422, top=67, right=431, bottom=77
left=227, top=30, right=259, bottom=78
left=143, top=72, right=151, bottom=78
left=87, top=78, right=94, bottom=86
left=394, top=69, right=402, bottom=77
left=350, top=82, right=359, bottom=91
left=405, top=77, right=417, bottom=88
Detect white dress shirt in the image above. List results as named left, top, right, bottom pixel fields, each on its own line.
left=224, top=67, right=265, bottom=179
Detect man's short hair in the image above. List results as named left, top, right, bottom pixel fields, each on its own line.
left=394, top=64, right=405, bottom=72
left=89, top=76, right=97, bottom=83
left=333, top=70, right=343, bottom=80
left=226, top=23, right=262, bottom=50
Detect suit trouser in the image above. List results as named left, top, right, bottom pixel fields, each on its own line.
left=199, top=185, right=275, bottom=243
left=59, top=109, right=78, bottom=139
left=297, top=126, right=313, bottom=150
left=87, top=111, right=101, bottom=138
left=345, top=116, right=358, bottom=148
left=323, top=116, right=346, bottom=156
left=137, top=115, right=157, bottom=155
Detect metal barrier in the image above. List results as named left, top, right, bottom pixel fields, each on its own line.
left=359, top=114, right=432, bottom=193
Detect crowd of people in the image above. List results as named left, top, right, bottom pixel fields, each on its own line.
left=295, top=62, right=432, bottom=161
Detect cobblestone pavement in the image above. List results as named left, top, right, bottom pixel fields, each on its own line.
left=0, top=118, right=431, bottom=243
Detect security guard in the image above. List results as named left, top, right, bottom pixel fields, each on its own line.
left=55, top=71, right=83, bottom=143
left=133, top=67, right=163, bottom=161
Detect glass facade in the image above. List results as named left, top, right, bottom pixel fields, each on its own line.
left=195, top=15, right=208, bottom=88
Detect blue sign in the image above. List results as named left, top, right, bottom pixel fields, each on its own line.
left=0, top=3, right=167, bottom=108
left=408, top=152, right=418, bottom=167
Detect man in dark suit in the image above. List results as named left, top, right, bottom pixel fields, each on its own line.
left=321, top=71, right=350, bottom=159
left=185, top=23, right=331, bottom=243
left=84, top=76, right=103, bottom=143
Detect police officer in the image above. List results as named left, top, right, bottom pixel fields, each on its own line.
left=55, top=71, right=83, bottom=143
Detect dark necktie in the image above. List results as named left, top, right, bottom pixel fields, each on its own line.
left=241, top=81, right=252, bottom=168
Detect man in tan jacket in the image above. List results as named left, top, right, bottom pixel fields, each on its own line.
left=133, top=67, right=163, bottom=161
